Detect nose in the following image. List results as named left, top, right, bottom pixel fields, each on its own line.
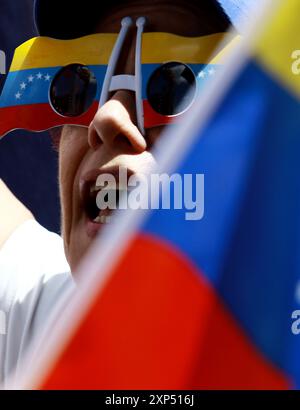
left=88, top=16, right=147, bottom=153
left=87, top=89, right=147, bottom=152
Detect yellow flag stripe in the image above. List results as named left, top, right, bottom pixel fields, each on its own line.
left=141, top=32, right=235, bottom=64
left=256, top=0, right=300, bottom=99
left=10, top=34, right=118, bottom=71
left=10, top=32, right=235, bottom=72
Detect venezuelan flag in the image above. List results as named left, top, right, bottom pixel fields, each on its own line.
left=12, top=0, right=300, bottom=390
left=0, top=32, right=232, bottom=137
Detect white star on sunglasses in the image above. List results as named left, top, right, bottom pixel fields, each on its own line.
left=198, top=71, right=206, bottom=79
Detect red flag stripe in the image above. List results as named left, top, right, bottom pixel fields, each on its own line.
left=41, top=234, right=290, bottom=389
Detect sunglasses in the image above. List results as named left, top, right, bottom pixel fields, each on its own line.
left=0, top=16, right=239, bottom=138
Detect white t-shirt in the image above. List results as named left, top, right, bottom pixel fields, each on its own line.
left=0, top=219, right=73, bottom=387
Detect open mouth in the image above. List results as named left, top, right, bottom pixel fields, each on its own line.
left=84, top=182, right=123, bottom=224
left=80, top=168, right=132, bottom=226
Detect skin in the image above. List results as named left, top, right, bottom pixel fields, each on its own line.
left=59, top=0, right=228, bottom=271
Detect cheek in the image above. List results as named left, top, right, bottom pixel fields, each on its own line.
left=59, top=126, right=89, bottom=206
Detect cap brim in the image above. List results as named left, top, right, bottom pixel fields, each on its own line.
left=34, top=0, right=234, bottom=38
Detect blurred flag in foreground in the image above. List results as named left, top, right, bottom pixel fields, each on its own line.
left=17, top=0, right=300, bottom=389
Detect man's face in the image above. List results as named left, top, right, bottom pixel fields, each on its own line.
left=59, top=0, right=225, bottom=271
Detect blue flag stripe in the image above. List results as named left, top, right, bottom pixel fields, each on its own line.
left=143, top=59, right=300, bottom=386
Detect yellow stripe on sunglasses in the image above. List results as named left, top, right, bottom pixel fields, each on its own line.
left=10, top=32, right=240, bottom=72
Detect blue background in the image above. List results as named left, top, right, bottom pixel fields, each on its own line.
left=0, top=0, right=60, bottom=234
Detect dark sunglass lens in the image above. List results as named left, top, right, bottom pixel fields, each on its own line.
left=50, top=64, right=97, bottom=117
left=147, top=62, right=196, bottom=116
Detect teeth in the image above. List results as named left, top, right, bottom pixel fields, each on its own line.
left=90, top=184, right=102, bottom=194
left=92, top=182, right=128, bottom=193
left=101, top=215, right=111, bottom=224
left=93, top=215, right=111, bottom=224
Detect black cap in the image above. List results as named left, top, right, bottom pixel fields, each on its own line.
left=34, top=0, right=232, bottom=39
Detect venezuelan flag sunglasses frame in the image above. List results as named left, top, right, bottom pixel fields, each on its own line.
left=0, top=16, right=239, bottom=138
